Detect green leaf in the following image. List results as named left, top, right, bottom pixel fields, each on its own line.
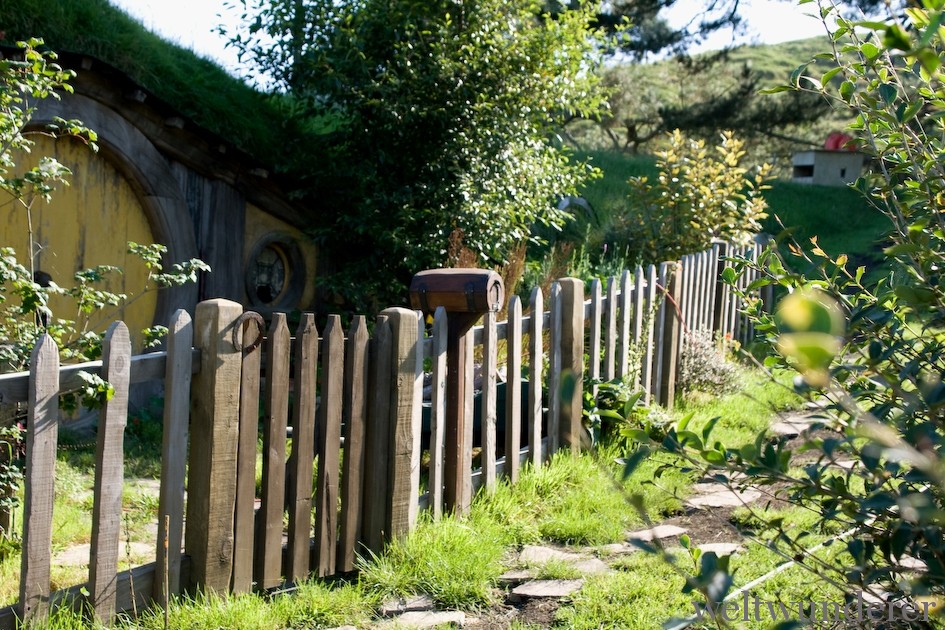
left=620, top=445, right=651, bottom=480
left=840, top=80, right=856, bottom=102
left=702, top=417, right=720, bottom=443
left=703, top=449, right=727, bottom=465
left=879, top=83, right=897, bottom=104
left=860, top=42, right=880, bottom=61
left=883, top=24, right=913, bottom=50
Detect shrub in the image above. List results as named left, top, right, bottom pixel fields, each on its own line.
left=678, top=329, right=741, bottom=397
left=613, top=129, right=771, bottom=264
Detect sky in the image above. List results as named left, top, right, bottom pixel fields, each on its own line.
left=109, top=0, right=829, bottom=76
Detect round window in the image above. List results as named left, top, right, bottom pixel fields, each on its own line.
left=251, top=244, right=288, bottom=305
left=245, top=234, right=306, bottom=310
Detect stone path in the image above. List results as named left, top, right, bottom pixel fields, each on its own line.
left=367, top=403, right=845, bottom=628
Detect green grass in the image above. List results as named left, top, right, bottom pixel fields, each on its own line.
left=554, top=551, right=696, bottom=628
left=762, top=180, right=890, bottom=264
left=570, top=147, right=887, bottom=275
left=678, top=368, right=803, bottom=450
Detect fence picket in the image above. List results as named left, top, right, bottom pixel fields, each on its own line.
left=560, top=279, right=584, bottom=453
left=481, top=311, right=498, bottom=492
left=185, top=299, right=242, bottom=593
left=547, top=282, right=562, bottom=457
left=89, top=322, right=131, bottom=623
left=256, top=314, right=290, bottom=589
left=428, top=308, right=448, bottom=517
left=504, top=298, right=523, bottom=483
left=20, top=335, right=59, bottom=622
left=315, top=316, right=344, bottom=576
left=632, top=267, right=645, bottom=390
left=231, top=312, right=260, bottom=594
left=155, top=310, right=193, bottom=601
left=386, top=309, right=423, bottom=536
left=362, top=316, right=392, bottom=553
left=340, top=316, right=369, bottom=571
left=528, top=287, right=543, bottom=468
left=287, top=315, right=318, bottom=581
left=659, top=263, right=683, bottom=408
left=617, top=270, right=631, bottom=378
left=640, top=265, right=656, bottom=402
left=588, top=280, right=602, bottom=394
left=603, top=277, right=617, bottom=381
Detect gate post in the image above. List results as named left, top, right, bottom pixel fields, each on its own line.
left=186, top=299, right=243, bottom=592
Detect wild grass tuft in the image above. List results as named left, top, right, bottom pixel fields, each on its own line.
left=529, top=558, right=582, bottom=580
left=357, top=513, right=506, bottom=609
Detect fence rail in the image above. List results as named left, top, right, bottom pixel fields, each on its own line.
left=0, top=239, right=766, bottom=627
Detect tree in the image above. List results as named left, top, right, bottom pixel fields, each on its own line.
left=225, top=0, right=610, bottom=312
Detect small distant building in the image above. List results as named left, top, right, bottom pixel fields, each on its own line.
left=792, top=132, right=865, bottom=187
left=791, top=150, right=866, bottom=186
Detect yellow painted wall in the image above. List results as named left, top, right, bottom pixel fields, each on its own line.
left=0, top=136, right=157, bottom=351
left=244, top=204, right=318, bottom=309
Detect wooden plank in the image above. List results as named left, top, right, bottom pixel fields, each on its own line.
left=231, top=312, right=261, bottom=594
left=340, top=316, right=369, bottom=571
left=185, top=299, right=242, bottom=593
left=464, top=327, right=474, bottom=498
left=712, top=242, right=729, bottom=339
left=381, top=308, right=422, bottom=538
left=287, top=314, right=318, bottom=581
left=643, top=265, right=657, bottom=400
left=528, top=287, right=543, bottom=468
left=617, top=270, right=631, bottom=379
left=362, top=316, right=392, bottom=554
left=20, top=335, right=59, bottom=622
left=681, top=255, right=693, bottom=336
left=89, top=322, right=131, bottom=624
left=504, top=297, right=522, bottom=483
left=650, top=262, right=684, bottom=400
left=256, top=313, right=289, bottom=589
left=155, top=310, right=193, bottom=602
left=657, top=264, right=683, bottom=408
left=705, top=249, right=716, bottom=331
left=603, top=277, right=617, bottom=381
left=428, top=308, right=448, bottom=518
left=0, top=349, right=200, bottom=404
left=692, top=252, right=703, bottom=333
left=315, top=315, right=344, bottom=576
left=559, top=279, right=584, bottom=453
left=632, top=267, right=645, bottom=390
left=707, top=245, right=720, bottom=333
left=481, top=311, right=498, bottom=493
left=588, top=280, right=602, bottom=393
left=703, top=250, right=714, bottom=330
left=547, top=282, right=562, bottom=458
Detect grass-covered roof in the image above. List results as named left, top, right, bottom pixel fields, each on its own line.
left=0, top=0, right=287, bottom=167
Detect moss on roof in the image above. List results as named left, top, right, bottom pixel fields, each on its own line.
left=0, top=0, right=288, bottom=166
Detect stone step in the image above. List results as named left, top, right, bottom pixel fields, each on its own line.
left=509, top=579, right=584, bottom=603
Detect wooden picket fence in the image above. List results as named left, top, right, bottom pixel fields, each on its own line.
left=0, top=239, right=766, bottom=627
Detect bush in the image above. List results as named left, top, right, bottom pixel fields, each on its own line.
left=611, top=129, right=771, bottom=264
left=678, top=329, right=741, bottom=397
